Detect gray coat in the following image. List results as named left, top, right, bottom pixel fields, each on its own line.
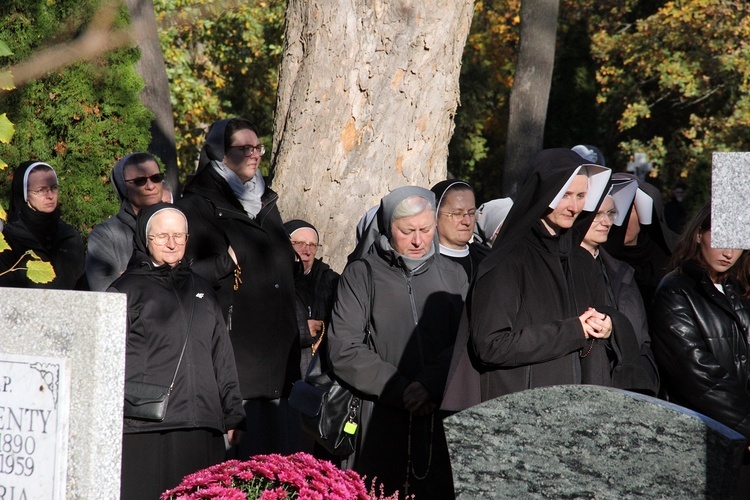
left=327, top=244, right=467, bottom=498
left=86, top=202, right=136, bottom=291
left=329, top=246, right=468, bottom=404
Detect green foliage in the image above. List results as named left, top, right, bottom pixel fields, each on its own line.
left=154, top=0, right=285, bottom=176
left=0, top=248, right=57, bottom=284
left=448, top=0, right=520, bottom=203
left=0, top=0, right=152, bottom=235
left=589, top=0, right=750, bottom=203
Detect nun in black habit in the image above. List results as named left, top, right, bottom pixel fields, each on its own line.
left=603, top=173, right=678, bottom=307
left=443, top=148, right=615, bottom=409
left=0, top=161, right=85, bottom=289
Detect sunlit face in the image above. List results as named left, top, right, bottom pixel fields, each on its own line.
left=390, top=209, right=436, bottom=258
left=290, top=228, right=319, bottom=274
left=436, top=189, right=476, bottom=250
left=223, top=128, right=262, bottom=183
left=124, top=161, right=164, bottom=213
left=698, top=230, right=742, bottom=283
left=26, top=169, right=59, bottom=213
left=624, top=205, right=641, bottom=246
left=582, top=196, right=616, bottom=254
left=147, top=210, right=188, bottom=268
left=542, top=174, right=588, bottom=235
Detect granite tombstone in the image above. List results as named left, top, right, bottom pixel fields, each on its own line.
left=711, top=152, right=750, bottom=249
left=0, top=288, right=126, bottom=499
left=444, top=385, right=746, bottom=499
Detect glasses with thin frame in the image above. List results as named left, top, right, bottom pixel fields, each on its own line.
left=229, top=144, right=266, bottom=157
left=439, top=210, right=477, bottom=222
left=148, top=233, right=189, bottom=246
left=124, top=173, right=164, bottom=187
left=593, top=209, right=619, bottom=223
left=291, top=241, right=320, bottom=251
left=28, top=185, right=59, bottom=197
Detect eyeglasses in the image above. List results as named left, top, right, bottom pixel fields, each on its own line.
left=229, top=144, right=266, bottom=157
left=147, top=233, right=189, bottom=246
left=439, top=210, right=477, bottom=222
left=291, top=241, right=320, bottom=251
left=28, top=185, right=59, bottom=197
left=124, top=173, right=164, bottom=187
left=593, top=210, right=619, bottom=223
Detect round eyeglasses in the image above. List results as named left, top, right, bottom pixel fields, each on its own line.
left=148, top=233, right=189, bottom=246
left=439, top=210, right=477, bottom=222
left=28, top=185, right=59, bottom=197
left=593, top=210, right=619, bottom=223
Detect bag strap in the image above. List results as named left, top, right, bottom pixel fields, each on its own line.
left=361, top=259, right=377, bottom=353
left=168, top=273, right=196, bottom=392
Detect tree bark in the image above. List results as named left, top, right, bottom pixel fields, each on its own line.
left=124, top=0, right=180, bottom=195
left=502, top=0, right=560, bottom=197
left=271, top=0, right=475, bottom=272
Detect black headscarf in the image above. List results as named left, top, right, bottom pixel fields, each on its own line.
left=192, top=118, right=265, bottom=218
left=604, top=173, right=678, bottom=257
left=283, top=219, right=319, bottom=240
left=430, top=180, right=471, bottom=211
left=129, top=202, right=188, bottom=270
left=477, top=148, right=610, bottom=281
left=9, top=161, right=61, bottom=245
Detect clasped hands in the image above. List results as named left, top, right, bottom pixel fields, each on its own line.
left=579, top=307, right=612, bottom=340
left=403, top=381, right=436, bottom=416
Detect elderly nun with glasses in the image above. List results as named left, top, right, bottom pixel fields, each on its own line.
left=0, top=160, right=85, bottom=289
left=177, top=117, right=301, bottom=458
left=109, top=202, right=244, bottom=500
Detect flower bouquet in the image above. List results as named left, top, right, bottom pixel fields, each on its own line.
left=161, top=452, right=402, bottom=499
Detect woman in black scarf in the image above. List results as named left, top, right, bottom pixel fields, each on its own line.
left=0, top=161, right=85, bottom=289
left=177, top=117, right=301, bottom=457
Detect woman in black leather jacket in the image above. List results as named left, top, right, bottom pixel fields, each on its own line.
left=650, top=203, right=750, bottom=438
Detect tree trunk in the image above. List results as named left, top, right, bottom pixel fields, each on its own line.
left=271, top=0, right=475, bottom=272
left=124, top=0, right=180, bottom=195
left=502, top=0, right=560, bottom=197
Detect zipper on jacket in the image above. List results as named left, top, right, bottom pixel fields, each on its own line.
left=228, top=305, right=233, bottom=331
left=404, top=274, right=419, bottom=325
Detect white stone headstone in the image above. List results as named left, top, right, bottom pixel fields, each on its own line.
left=711, top=152, right=750, bottom=249
left=0, top=288, right=126, bottom=500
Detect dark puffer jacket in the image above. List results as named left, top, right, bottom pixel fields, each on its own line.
left=650, top=260, right=750, bottom=438
left=110, top=256, right=245, bottom=435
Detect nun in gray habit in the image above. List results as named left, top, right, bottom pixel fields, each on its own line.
left=330, top=186, right=467, bottom=498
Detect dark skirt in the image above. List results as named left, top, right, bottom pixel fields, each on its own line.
left=121, top=428, right=225, bottom=500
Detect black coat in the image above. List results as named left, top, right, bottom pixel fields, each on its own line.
left=293, top=258, right=339, bottom=349
left=177, top=166, right=300, bottom=399
left=0, top=216, right=85, bottom=289
left=650, top=261, right=750, bottom=438
left=110, top=257, right=245, bottom=435
left=443, top=149, right=611, bottom=410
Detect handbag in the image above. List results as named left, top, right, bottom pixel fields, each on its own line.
left=289, top=260, right=375, bottom=457
left=123, top=275, right=195, bottom=422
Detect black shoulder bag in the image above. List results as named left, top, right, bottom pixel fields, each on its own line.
left=123, top=275, right=196, bottom=422
left=289, top=260, right=375, bottom=457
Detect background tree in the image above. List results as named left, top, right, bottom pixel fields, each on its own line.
left=502, top=0, right=561, bottom=197
left=153, top=0, right=285, bottom=175
left=270, top=0, right=475, bottom=271
left=124, top=0, right=180, bottom=193
left=448, top=0, right=520, bottom=204
left=0, top=0, right=152, bottom=234
left=589, top=0, right=750, bottom=213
